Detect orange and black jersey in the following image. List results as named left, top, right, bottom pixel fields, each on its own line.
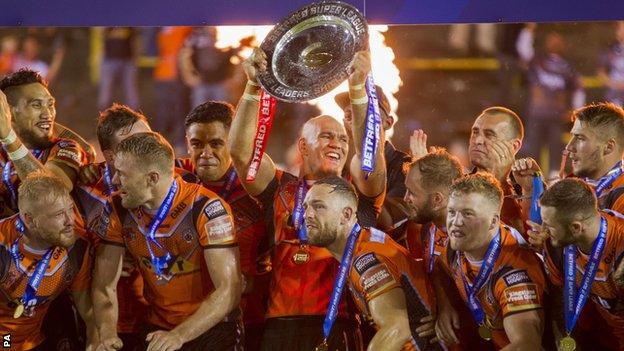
left=99, top=175, right=238, bottom=329
left=349, top=227, right=439, bottom=351
left=73, top=165, right=149, bottom=334
left=589, top=172, right=624, bottom=213
left=0, top=214, right=91, bottom=350
left=176, top=159, right=270, bottom=325
left=404, top=222, right=447, bottom=274
left=438, top=225, right=547, bottom=349
left=0, top=138, right=88, bottom=217
left=543, top=210, right=624, bottom=349
left=255, top=170, right=384, bottom=318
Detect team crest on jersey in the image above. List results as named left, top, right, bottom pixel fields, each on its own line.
left=182, top=228, right=194, bottom=243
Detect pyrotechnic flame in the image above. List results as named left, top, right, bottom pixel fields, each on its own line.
left=216, top=25, right=401, bottom=135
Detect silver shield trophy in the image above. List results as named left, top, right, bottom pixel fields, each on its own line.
left=258, top=1, right=369, bottom=102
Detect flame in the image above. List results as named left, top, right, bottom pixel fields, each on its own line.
left=216, top=25, right=401, bottom=135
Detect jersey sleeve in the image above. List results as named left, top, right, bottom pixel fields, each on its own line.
left=47, top=139, right=88, bottom=174
left=98, top=201, right=125, bottom=246
left=351, top=251, right=401, bottom=302
left=495, top=262, right=545, bottom=317
left=356, top=189, right=386, bottom=228
left=197, top=196, right=237, bottom=248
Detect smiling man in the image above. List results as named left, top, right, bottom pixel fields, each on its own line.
left=0, top=69, right=89, bottom=209
left=228, top=48, right=386, bottom=350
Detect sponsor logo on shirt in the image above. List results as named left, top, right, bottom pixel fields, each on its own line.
left=504, top=284, right=541, bottom=312
left=203, top=200, right=227, bottom=220
left=502, top=269, right=532, bottom=287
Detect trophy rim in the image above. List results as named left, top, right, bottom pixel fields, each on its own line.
left=258, top=0, right=369, bottom=102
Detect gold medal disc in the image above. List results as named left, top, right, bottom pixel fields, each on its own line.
left=13, top=303, right=24, bottom=319
left=315, top=340, right=328, bottom=351
left=478, top=324, right=492, bottom=340
left=293, top=248, right=310, bottom=265
left=559, top=336, right=576, bottom=351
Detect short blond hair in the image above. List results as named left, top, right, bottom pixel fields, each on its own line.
left=115, top=132, right=174, bottom=174
left=450, top=172, right=503, bottom=210
left=18, top=171, right=69, bottom=214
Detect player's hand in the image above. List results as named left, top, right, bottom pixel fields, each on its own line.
left=242, top=48, right=267, bottom=84
left=410, top=129, right=428, bottom=159
left=79, top=163, right=101, bottom=185
left=348, top=51, right=371, bottom=87
left=417, top=314, right=439, bottom=344
left=96, top=336, right=123, bottom=351
left=511, top=157, right=542, bottom=194
left=146, top=330, right=184, bottom=351
left=435, top=303, right=460, bottom=346
left=0, top=90, right=13, bottom=139
left=527, top=220, right=548, bottom=248
left=485, top=139, right=515, bottom=182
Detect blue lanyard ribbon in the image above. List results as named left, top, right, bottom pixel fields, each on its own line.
left=458, top=229, right=502, bottom=325
left=585, top=162, right=623, bottom=198
left=143, top=180, right=178, bottom=277
left=360, top=75, right=382, bottom=175
left=219, top=168, right=238, bottom=200
left=102, top=164, right=117, bottom=196
left=9, top=217, right=54, bottom=306
left=3, top=150, right=43, bottom=207
left=293, top=180, right=308, bottom=243
left=322, top=223, right=362, bottom=342
left=563, top=216, right=607, bottom=335
left=530, top=174, right=545, bottom=224
left=427, top=224, right=437, bottom=274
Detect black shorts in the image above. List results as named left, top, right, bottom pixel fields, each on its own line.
left=139, top=321, right=243, bottom=351
left=261, top=316, right=362, bottom=351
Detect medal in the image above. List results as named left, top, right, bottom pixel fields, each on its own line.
left=559, top=336, right=576, bottom=351
left=292, top=247, right=310, bottom=265
left=458, top=230, right=501, bottom=343
left=319, top=224, right=362, bottom=348
left=478, top=324, right=492, bottom=341
left=10, top=219, right=53, bottom=321
left=315, top=340, right=328, bottom=351
left=143, top=181, right=177, bottom=281
left=13, top=303, right=24, bottom=319
left=155, top=275, right=167, bottom=285
left=562, top=218, right=607, bottom=346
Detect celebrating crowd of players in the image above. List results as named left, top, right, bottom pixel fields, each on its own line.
left=0, top=44, right=623, bottom=351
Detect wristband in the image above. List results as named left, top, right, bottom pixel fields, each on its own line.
left=349, top=83, right=365, bottom=91
left=0, top=130, right=16, bottom=145
left=242, top=93, right=261, bottom=103
left=349, top=95, right=369, bottom=105
left=8, top=145, right=28, bottom=161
